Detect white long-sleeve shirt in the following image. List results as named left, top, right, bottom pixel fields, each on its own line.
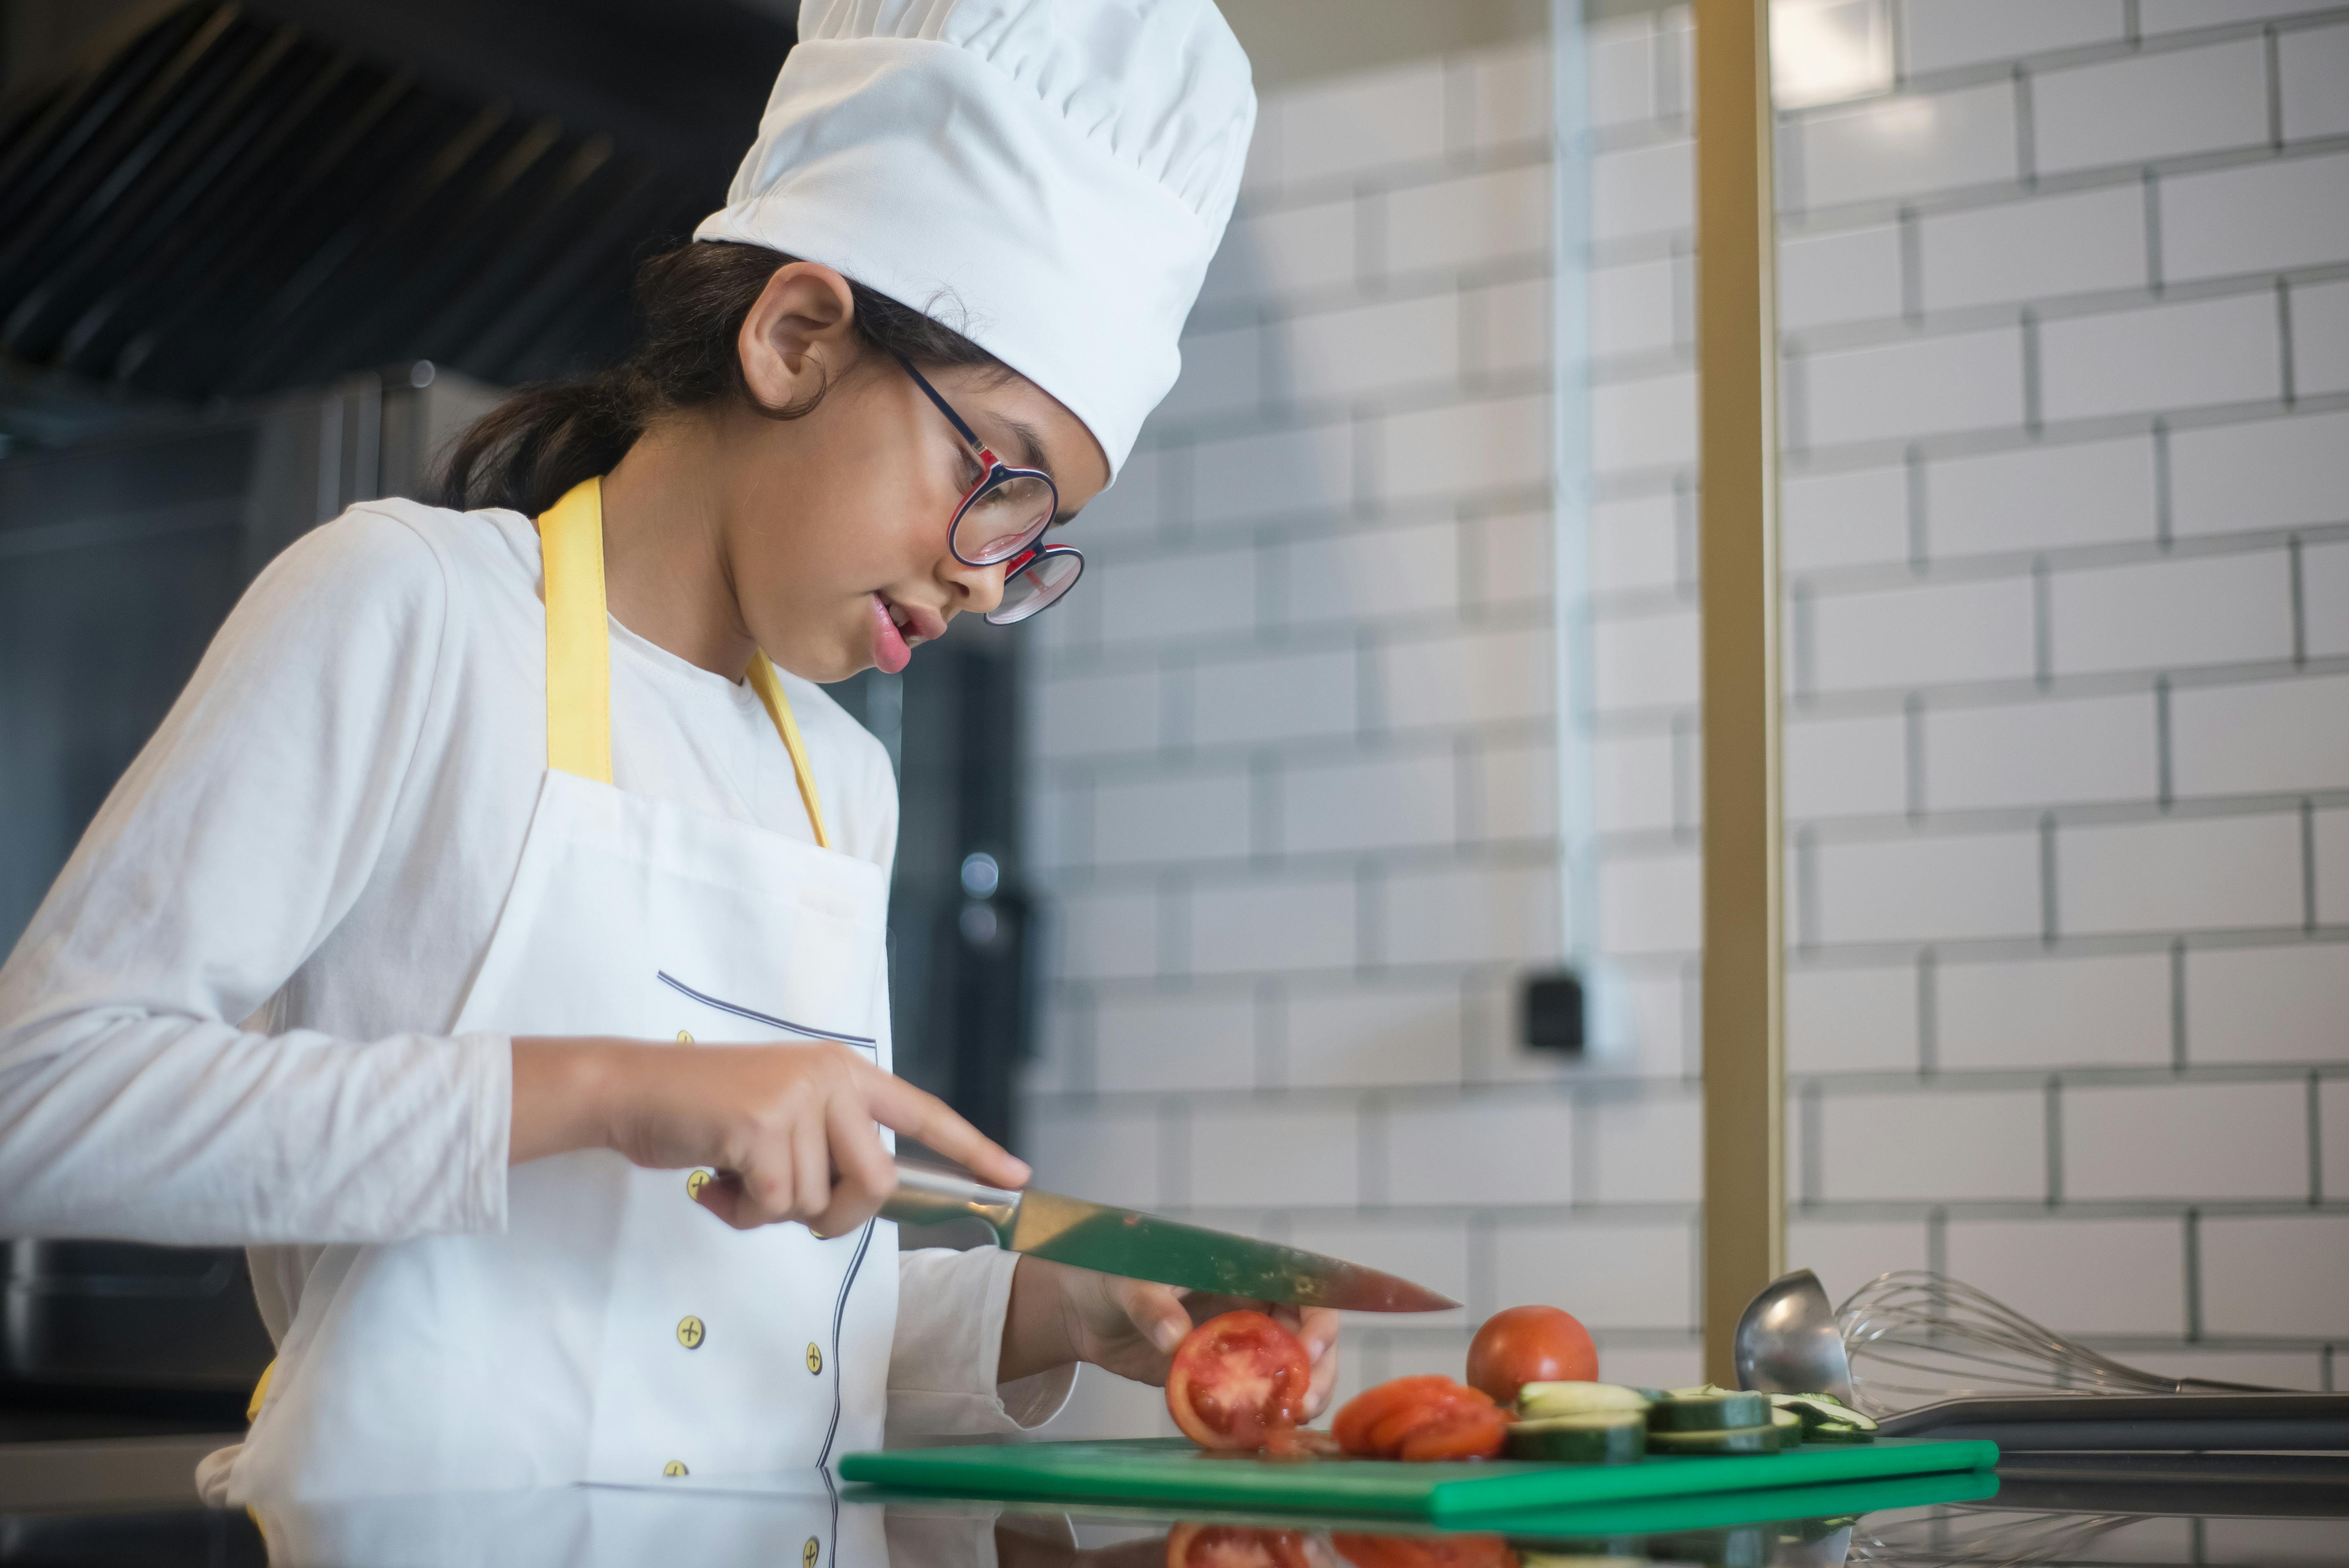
left=0, top=497, right=1066, bottom=1432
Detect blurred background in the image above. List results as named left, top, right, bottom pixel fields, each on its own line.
left=0, top=0, right=2344, bottom=1499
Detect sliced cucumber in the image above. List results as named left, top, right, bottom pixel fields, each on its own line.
left=1803, top=1419, right=1875, bottom=1445
left=1767, top=1393, right=1878, bottom=1433
left=1644, top=1422, right=1780, bottom=1456
left=1516, top=1381, right=1654, bottom=1420
left=1644, top=1389, right=1771, bottom=1432
left=1505, top=1412, right=1647, bottom=1463
left=1769, top=1407, right=1802, bottom=1443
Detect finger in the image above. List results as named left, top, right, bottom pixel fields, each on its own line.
left=811, top=1095, right=895, bottom=1237
left=699, top=1169, right=780, bottom=1232
left=861, top=1068, right=1031, bottom=1189
left=1296, top=1306, right=1341, bottom=1362
left=1297, top=1307, right=1342, bottom=1419
left=790, top=1115, right=830, bottom=1227
left=1303, top=1333, right=1340, bottom=1419
left=1121, top=1281, right=1195, bottom=1358
left=1178, top=1293, right=1252, bottom=1324
left=693, top=1170, right=747, bottom=1227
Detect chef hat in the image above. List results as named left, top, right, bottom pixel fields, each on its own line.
left=694, top=0, right=1257, bottom=480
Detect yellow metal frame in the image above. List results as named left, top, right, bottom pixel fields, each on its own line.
left=1694, top=0, right=1786, bottom=1384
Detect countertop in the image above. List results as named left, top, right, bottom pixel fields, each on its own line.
left=3, top=1446, right=2346, bottom=1567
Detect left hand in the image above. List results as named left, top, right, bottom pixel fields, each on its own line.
left=1003, top=1256, right=1342, bottom=1420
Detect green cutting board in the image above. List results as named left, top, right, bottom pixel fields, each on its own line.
left=838, top=1436, right=1998, bottom=1521
left=871, top=1465, right=1998, bottom=1539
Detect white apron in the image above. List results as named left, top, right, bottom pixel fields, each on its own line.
left=218, top=477, right=898, bottom=1501
left=248, top=1473, right=890, bottom=1568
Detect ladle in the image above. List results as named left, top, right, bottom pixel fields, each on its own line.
left=1732, top=1267, right=1856, bottom=1404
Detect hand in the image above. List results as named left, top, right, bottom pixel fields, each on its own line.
left=510, top=1036, right=1029, bottom=1238
left=1001, top=1256, right=1341, bottom=1420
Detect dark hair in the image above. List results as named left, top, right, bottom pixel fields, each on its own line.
left=437, top=241, right=1003, bottom=517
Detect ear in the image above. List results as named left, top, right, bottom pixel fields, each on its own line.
left=737, top=262, right=861, bottom=409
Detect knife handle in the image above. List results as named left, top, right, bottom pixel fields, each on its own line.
left=879, top=1159, right=1021, bottom=1245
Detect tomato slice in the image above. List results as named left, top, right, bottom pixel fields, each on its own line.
left=1333, top=1377, right=1506, bottom=1461
left=1332, top=1535, right=1517, bottom=1568
left=1332, top=1375, right=1455, bottom=1454
left=1166, top=1310, right=1312, bottom=1451
left=1366, top=1386, right=1497, bottom=1456
left=1393, top=1403, right=1508, bottom=1462
left=1166, top=1525, right=1320, bottom=1568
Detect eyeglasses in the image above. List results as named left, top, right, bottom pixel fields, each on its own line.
left=895, top=352, right=1085, bottom=625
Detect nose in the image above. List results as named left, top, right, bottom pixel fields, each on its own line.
left=939, top=544, right=1006, bottom=620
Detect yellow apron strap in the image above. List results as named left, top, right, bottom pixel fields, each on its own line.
left=746, top=652, right=831, bottom=851
left=537, top=477, right=614, bottom=783
left=535, top=474, right=828, bottom=844
left=246, top=1358, right=274, bottom=1423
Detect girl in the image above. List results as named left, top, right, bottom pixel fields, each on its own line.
left=0, top=0, right=1336, bottom=1501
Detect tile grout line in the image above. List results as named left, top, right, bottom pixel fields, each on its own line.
left=2309, top=1069, right=2324, bottom=1208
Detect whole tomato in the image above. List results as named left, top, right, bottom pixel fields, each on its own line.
left=1464, top=1305, right=1597, bottom=1405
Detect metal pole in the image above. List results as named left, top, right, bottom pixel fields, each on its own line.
left=1550, top=0, right=1595, bottom=984
left=1694, top=0, right=1786, bottom=1386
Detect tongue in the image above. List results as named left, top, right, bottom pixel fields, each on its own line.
left=871, top=595, right=912, bottom=675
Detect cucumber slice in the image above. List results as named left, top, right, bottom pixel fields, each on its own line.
left=1803, top=1419, right=1875, bottom=1445
left=1769, top=1407, right=1802, bottom=1441
left=1516, top=1381, right=1654, bottom=1420
left=1504, top=1413, right=1647, bottom=1463
left=1767, top=1393, right=1878, bottom=1433
left=1644, top=1389, right=1771, bottom=1432
left=1644, top=1422, right=1780, bottom=1456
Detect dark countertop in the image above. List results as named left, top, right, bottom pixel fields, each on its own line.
left=3, top=1451, right=2347, bottom=1568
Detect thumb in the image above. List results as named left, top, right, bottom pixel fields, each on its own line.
left=1127, top=1283, right=1193, bottom=1356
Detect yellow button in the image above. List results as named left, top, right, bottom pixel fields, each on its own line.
left=677, top=1029, right=695, bottom=1044
left=805, top=1341, right=823, bottom=1374
left=677, top=1315, right=706, bottom=1350
left=664, top=1460, right=688, bottom=1477
left=686, top=1169, right=712, bottom=1201
left=804, top=1537, right=821, bottom=1568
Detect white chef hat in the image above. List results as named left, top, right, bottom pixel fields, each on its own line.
left=693, top=0, right=1257, bottom=480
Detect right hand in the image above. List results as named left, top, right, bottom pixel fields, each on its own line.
left=512, top=1037, right=1029, bottom=1238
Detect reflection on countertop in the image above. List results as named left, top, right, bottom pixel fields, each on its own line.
left=2, top=1455, right=2347, bottom=1568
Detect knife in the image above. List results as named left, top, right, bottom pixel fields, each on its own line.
left=877, top=1160, right=1457, bottom=1313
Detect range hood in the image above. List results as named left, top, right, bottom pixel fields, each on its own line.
left=0, top=0, right=793, bottom=405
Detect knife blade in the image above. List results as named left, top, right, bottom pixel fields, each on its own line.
left=878, top=1160, right=1457, bottom=1313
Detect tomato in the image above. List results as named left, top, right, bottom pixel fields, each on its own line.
left=1332, top=1376, right=1503, bottom=1461
left=1393, top=1403, right=1508, bottom=1462
left=1166, top=1310, right=1312, bottom=1450
left=1464, top=1305, right=1597, bottom=1406
left=1332, top=1535, right=1517, bottom=1568
left=1332, top=1375, right=1454, bottom=1453
left=1166, top=1525, right=1321, bottom=1568
left=1261, top=1426, right=1344, bottom=1460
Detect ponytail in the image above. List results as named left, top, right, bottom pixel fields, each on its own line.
left=438, top=241, right=1003, bottom=518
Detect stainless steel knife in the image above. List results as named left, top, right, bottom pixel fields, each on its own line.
left=878, top=1160, right=1457, bottom=1313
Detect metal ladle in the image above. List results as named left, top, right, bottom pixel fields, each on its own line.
left=1732, top=1268, right=1856, bottom=1403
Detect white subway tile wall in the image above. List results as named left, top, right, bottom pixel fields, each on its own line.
left=1019, top=3, right=2349, bottom=1434
left=1773, top=0, right=2349, bottom=1389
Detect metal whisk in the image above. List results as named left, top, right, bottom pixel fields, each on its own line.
left=1836, top=1270, right=2280, bottom=1418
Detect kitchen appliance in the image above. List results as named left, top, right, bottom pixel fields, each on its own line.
left=878, top=1163, right=1457, bottom=1313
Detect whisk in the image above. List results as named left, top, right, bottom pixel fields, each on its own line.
left=1836, top=1270, right=2281, bottom=1419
